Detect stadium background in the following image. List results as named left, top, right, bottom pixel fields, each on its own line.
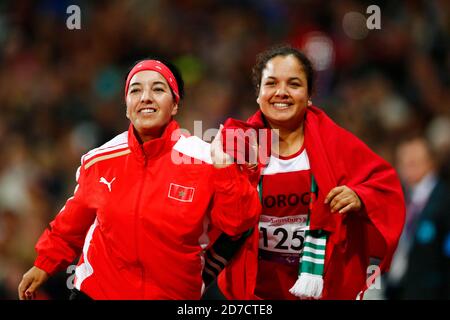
left=0, top=0, right=448, bottom=299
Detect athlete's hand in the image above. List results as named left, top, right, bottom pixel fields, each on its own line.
left=18, top=266, right=49, bottom=300
left=245, top=132, right=259, bottom=169
left=211, top=125, right=234, bottom=169
left=324, top=185, right=362, bottom=214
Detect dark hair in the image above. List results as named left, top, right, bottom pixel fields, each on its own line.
left=127, top=56, right=185, bottom=105
left=252, top=45, right=315, bottom=97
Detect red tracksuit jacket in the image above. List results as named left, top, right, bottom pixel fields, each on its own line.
left=34, top=120, right=261, bottom=299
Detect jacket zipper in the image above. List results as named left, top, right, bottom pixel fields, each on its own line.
left=134, top=155, right=148, bottom=298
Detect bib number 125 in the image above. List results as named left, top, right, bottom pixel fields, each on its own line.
left=258, top=215, right=307, bottom=254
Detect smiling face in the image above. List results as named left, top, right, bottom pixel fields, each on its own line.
left=257, top=54, right=310, bottom=130
left=126, top=70, right=178, bottom=142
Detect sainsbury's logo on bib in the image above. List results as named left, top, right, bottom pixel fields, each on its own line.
left=261, top=215, right=307, bottom=227
left=168, top=183, right=195, bottom=202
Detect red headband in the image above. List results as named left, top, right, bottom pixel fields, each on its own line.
left=124, top=59, right=180, bottom=103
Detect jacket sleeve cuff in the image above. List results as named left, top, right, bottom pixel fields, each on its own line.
left=34, top=256, right=61, bottom=276
left=212, top=163, right=241, bottom=181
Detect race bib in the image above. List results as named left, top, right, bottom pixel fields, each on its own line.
left=258, top=214, right=307, bottom=254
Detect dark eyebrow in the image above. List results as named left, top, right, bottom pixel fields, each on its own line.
left=152, top=81, right=168, bottom=87
left=129, top=81, right=168, bottom=87
left=264, top=76, right=302, bottom=81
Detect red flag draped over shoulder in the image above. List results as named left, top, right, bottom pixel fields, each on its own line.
left=219, top=106, right=405, bottom=299
left=301, top=107, right=405, bottom=273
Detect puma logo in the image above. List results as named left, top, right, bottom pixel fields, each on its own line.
left=99, top=177, right=116, bottom=192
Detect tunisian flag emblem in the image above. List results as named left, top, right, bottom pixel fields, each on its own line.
left=168, top=183, right=195, bottom=202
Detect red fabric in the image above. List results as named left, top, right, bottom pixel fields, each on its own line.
left=218, top=106, right=405, bottom=299
left=34, top=120, right=260, bottom=299
left=222, top=118, right=271, bottom=165
left=124, top=60, right=179, bottom=102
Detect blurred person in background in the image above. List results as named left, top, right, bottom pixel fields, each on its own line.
left=204, top=45, right=405, bottom=300
left=17, top=58, right=260, bottom=300
left=385, top=136, right=450, bottom=299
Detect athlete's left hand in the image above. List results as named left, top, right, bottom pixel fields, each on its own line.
left=324, top=185, right=362, bottom=214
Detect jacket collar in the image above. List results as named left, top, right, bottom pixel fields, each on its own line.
left=128, top=120, right=180, bottom=161
left=246, top=110, right=267, bottom=128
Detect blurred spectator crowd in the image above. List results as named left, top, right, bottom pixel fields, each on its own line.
left=0, top=0, right=448, bottom=299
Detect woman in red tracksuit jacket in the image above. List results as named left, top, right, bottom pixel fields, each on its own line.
left=17, top=58, right=261, bottom=300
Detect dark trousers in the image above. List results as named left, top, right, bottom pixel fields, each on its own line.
left=69, top=289, right=93, bottom=300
